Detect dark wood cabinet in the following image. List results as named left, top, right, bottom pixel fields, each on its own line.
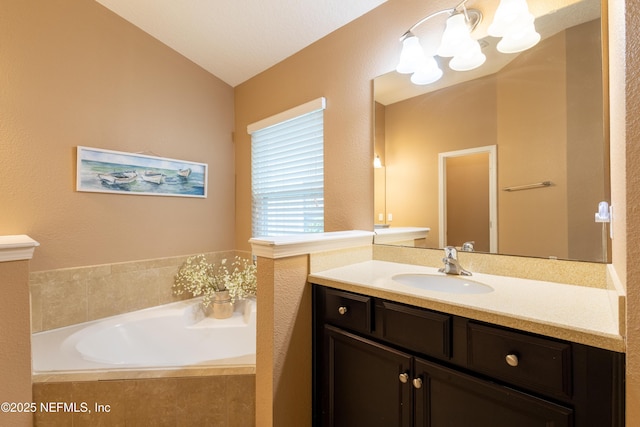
left=413, top=358, right=572, bottom=427
left=312, top=285, right=624, bottom=427
left=323, top=325, right=412, bottom=427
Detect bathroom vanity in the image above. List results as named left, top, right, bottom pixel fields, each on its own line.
left=309, top=261, right=625, bottom=427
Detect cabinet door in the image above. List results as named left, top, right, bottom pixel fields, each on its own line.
left=322, top=325, right=412, bottom=427
left=413, top=358, right=573, bottom=427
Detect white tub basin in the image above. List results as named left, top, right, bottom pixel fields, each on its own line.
left=391, top=273, right=494, bottom=294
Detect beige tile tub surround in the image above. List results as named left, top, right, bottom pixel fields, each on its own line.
left=30, top=250, right=250, bottom=332
left=33, top=374, right=255, bottom=427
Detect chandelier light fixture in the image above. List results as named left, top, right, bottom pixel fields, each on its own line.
left=396, top=0, right=540, bottom=85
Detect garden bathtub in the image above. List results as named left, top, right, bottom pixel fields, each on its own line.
left=32, top=297, right=256, bottom=374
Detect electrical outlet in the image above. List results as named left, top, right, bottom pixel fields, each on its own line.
left=388, top=213, right=393, bottom=222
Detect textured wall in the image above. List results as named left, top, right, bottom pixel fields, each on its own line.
left=611, top=0, right=640, bottom=421
left=0, top=261, right=32, bottom=427
left=0, top=0, right=235, bottom=271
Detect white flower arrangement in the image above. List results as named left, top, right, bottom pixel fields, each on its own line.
left=173, top=254, right=257, bottom=307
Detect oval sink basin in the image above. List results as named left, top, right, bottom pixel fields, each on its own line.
left=391, top=273, right=494, bottom=294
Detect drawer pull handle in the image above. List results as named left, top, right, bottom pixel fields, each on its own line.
left=338, top=306, right=348, bottom=315
left=506, top=354, right=519, bottom=367
left=412, top=378, right=423, bottom=389
left=399, top=373, right=409, bottom=384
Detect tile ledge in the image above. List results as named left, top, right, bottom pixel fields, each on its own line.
left=0, top=235, right=39, bottom=262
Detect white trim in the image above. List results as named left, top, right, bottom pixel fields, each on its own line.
left=247, top=97, right=326, bottom=135
left=374, top=227, right=430, bottom=244
left=438, top=145, right=498, bottom=253
left=0, top=235, right=40, bottom=262
left=249, top=230, right=374, bottom=259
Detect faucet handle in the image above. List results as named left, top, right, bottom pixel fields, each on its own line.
left=444, top=246, right=458, bottom=259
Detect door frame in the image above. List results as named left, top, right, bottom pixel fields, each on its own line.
left=438, top=145, right=498, bottom=253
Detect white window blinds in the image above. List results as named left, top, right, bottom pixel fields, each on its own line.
left=249, top=98, right=325, bottom=237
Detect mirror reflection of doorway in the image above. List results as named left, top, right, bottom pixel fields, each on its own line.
left=438, top=146, right=497, bottom=253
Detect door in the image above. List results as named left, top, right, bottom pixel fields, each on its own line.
left=446, top=153, right=490, bottom=251
left=321, top=325, right=413, bottom=427
left=438, top=145, right=497, bottom=253
left=413, top=358, right=573, bottom=427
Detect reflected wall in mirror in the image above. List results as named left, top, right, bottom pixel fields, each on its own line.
left=373, top=0, right=610, bottom=262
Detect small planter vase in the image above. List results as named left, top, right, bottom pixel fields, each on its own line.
left=211, top=290, right=234, bottom=319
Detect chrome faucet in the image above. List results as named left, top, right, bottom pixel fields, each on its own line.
left=439, top=246, right=472, bottom=276
left=461, top=241, right=475, bottom=252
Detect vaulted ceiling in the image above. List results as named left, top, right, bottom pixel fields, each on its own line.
left=95, top=0, right=388, bottom=87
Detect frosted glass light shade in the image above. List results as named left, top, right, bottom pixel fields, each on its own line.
left=450, top=40, right=486, bottom=71
left=410, top=56, right=443, bottom=85
left=396, top=35, right=426, bottom=74
left=488, top=0, right=533, bottom=36
left=496, top=23, right=541, bottom=53
left=437, top=13, right=474, bottom=58
left=488, top=0, right=540, bottom=53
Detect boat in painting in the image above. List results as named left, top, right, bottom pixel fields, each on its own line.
left=177, top=168, right=192, bottom=178
left=140, top=170, right=165, bottom=184
left=97, top=171, right=137, bottom=185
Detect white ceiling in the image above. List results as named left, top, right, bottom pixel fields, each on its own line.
left=95, top=0, right=387, bottom=87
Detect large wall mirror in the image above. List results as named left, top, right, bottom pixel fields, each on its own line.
left=374, top=0, right=610, bottom=263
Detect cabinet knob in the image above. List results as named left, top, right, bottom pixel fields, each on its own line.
left=338, top=306, right=348, bottom=315
left=412, top=378, right=423, bottom=389
left=398, top=373, right=409, bottom=383
left=505, top=354, right=519, bottom=367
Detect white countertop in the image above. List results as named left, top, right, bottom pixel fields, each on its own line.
left=308, top=260, right=625, bottom=352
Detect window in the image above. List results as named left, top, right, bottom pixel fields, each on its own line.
left=249, top=98, right=325, bottom=237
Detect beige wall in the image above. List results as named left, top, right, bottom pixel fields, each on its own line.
left=0, top=260, right=32, bottom=427
left=1, top=0, right=235, bottom=272
left=566, top=19, right=609, bottom=261
left=610, top=0, right=640, bottom=421
left=497, top=30, right=570, bottom=259
left=255, top=255, right=312, bottom=427
left=374, top=102, right=387, bottom=225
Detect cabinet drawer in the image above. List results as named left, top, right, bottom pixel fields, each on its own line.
left=379, top=301, right=451, bottom=359
left=323, top=288, right=372, bottom=334
left=468, top=322, right=572, bottom=398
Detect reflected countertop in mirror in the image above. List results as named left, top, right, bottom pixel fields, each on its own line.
left=373, top=0, right=610, bottom=263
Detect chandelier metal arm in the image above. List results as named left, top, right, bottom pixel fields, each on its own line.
left=400, top=0, right=478, bottom=41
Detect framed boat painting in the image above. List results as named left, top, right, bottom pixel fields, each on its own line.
left=76, top=146, right=208, bottom=198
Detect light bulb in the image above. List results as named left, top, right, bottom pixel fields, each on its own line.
left=373, top=155, right=382, bottom=168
